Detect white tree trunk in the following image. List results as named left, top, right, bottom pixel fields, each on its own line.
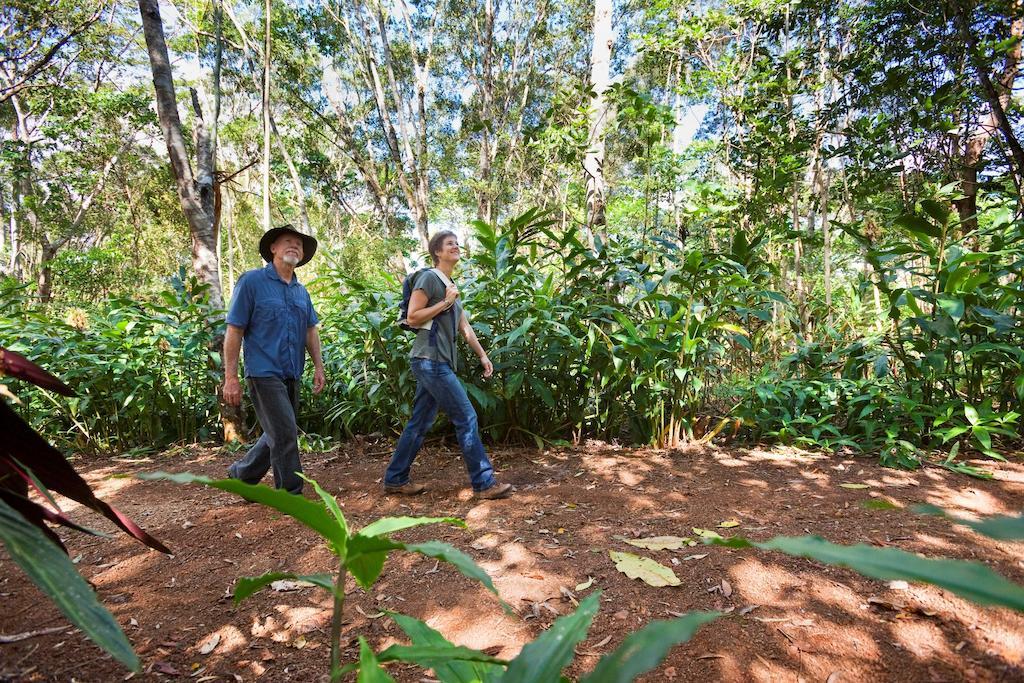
left=262, top=0, right=272, bottom=231
left=583, top=0, right=614, bottom=241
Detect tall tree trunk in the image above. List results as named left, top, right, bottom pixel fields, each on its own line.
left=138, top=0, right=244, bottom=442
left=953, top=3, right=1023, bottom=233
left=475, top=0, right=496, bottom=223
left=137, top=0, right=223, bottom=308
left=821, top=169, right=832, bottom=326
left=262, top=0, right=272, bottom=231
left=583, top=0, right=614, bottom=242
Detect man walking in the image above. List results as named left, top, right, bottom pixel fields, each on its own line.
left=223, top=224, right=325, bottom=495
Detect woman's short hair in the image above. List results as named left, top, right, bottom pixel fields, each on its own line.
left=428, top=230, right=458, bottom=265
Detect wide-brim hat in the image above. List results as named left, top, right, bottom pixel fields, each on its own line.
left=259, top=224, right=318, bottom=267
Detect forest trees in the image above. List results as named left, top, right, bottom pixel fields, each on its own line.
left=0, top=0, right=1021, bottom=461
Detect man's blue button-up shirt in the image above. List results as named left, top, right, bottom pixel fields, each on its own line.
left=226, top=263, right=319, bottom=380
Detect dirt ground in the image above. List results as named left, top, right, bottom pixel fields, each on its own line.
left=2, top=438, right=1023, bottom=682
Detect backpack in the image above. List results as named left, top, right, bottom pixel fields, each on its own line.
left=396, top=268, right=458, bottom=348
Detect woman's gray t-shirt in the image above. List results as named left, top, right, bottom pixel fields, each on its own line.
left=409, top=270, right=462, bottom=370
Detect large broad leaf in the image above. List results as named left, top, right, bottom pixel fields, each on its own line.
left=501, top=591, right=600, bottom=683
left=139, top=473, right=346, bottom=550
left=347, top=535, right=406, bottom=590
left=357, top=637, right=396, bottom=682
left=708, top=535, right=1024, bottom=612
left=300, top=473, right=348, bottom=557
left=377, top=643, right=507, bottom=671
left=404, top=541, right=505, bottom=606
left=896, top=214, right=942, bottom=238
left=0, top=498, right=139, bottom=671
left=609, top=551, right=681, bottom=587
left=580, top=611, right=721, bottom=683
left=233, top=572, right=335, bottom=604
left=387, top=611, right=503, bottom=682
left=0, top=347, right=75, bottom=395
left=4, top=401, right=169, bottom=554
left=358, top=515, right=465, bottom=538
left=914, top=505, right=1024, bottom=541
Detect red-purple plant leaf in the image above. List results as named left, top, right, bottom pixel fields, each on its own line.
left=0, top=348, right=75, bottom=396
left=0, top=400, right=170, bottom=555
left=0, top=489, right=106, bottom=550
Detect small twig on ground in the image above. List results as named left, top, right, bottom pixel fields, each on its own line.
left=0, top=626, right=67, bottom=643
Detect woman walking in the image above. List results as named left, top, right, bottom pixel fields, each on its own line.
left=383, top=230, right=513, bottom=499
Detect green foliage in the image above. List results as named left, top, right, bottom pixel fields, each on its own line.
left=1, top=271, right=223, bottom=451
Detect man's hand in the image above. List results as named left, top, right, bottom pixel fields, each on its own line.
left=479, top=354, right=493, bottom=378
left=313, top=366, right=326, bottom=394
left=223, top=375, right=242, bottom=406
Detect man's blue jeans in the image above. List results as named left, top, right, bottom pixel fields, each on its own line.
left=385, top=358, right=497, bottom=492
left=228, top=377, right=304, bottom=494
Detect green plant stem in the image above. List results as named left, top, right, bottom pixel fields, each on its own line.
left=330, top=558, right=348, bottom=683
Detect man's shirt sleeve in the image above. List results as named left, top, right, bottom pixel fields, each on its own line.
left=225, top=274, right=254, bottom=328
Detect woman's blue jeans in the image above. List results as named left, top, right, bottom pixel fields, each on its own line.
left=385, top=358, right=497, bottom=492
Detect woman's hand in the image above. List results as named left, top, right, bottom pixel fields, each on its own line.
left=444, top=284, right=459, bottom=307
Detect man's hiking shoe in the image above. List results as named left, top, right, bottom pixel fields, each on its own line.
left=384, top=482, right=426, bottom=496
left=474, top=482, right=513, bottom=500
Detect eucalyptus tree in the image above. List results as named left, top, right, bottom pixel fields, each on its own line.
left=138, top=0, right=224, bottom=308
left=583, top=0, right=616, bottom=239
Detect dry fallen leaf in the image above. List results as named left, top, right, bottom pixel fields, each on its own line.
left=839, top=483, right=870, bottom=489
left=718, top=519, right=741, bottom=529
left=355, top=605, right=386, bottom=619
left=618, top=535, right=691, bottom=551
left=721, top=579, right=733, bottom=598
left=152, top=661, right=180, bottom=676
left=609, top=550, right=681, bottom=587
left=575, top=576, right=595, bottom=591
left=197, top=633, right=220, bottom=655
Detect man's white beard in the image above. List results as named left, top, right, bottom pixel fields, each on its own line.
left=282, top=253, right=300, bottom=266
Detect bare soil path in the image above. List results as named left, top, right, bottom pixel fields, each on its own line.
left=2, top=440, right=1023, bottom=682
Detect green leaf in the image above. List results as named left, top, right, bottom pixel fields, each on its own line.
left=377, top=643, right=507, bottom=669
left=139, top=473, right=346, bottom=550
left=404, top=541, right=505, bottom=603
left=919, top=199, right=949, bottom=225
left=234, top=572, right=335, bottom=604
left=708, top=534, right=1024, bottom=612
left=386, top=612, right=503, bottom=681
left=347, top=535, right=406, bottom=590
left=357, top=637, right=396, bottom=682
left=936, top=295, right=965, bottom=322
left=861, top=499, right=901, bottom=511
left=502, top=592, right=600, bottom=682
left=580, top=612, right=721, bottom=683
left=896, top=214, right=941, bottom=238
left=914, top=505, right=1024, bottom=540
left=358, top=516, right=465, bottom=538
left=608, top=551, right=681, bottom=587
left=0, top=498, right=139, bottom=671
left=300, top=474, right=348, bottom=557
